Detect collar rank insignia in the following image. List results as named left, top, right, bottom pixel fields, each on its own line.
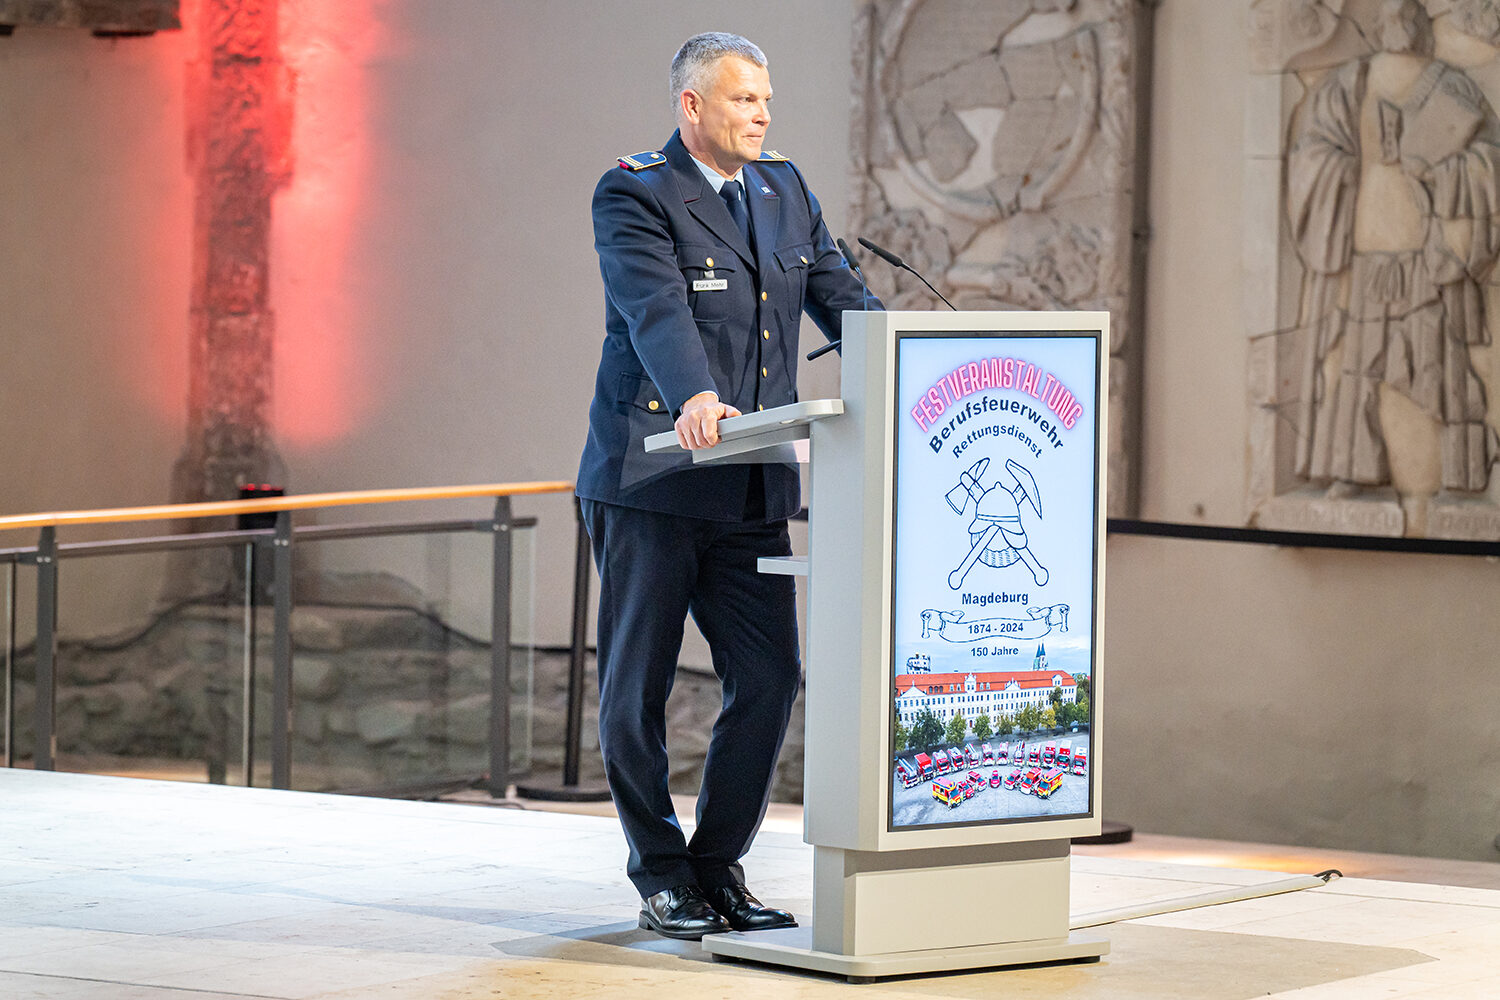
left=757, top=150, right=790, bottom=162
left=618, top=150, right=666, bottom=171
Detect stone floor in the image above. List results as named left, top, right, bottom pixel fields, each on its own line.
left=4, top=767, right=1500, bottom=998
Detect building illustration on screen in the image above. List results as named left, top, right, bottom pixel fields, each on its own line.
left=945, top=457, right=1047, bottom=589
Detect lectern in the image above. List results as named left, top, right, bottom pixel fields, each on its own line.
left=647, top=310, right=1109, bottom=979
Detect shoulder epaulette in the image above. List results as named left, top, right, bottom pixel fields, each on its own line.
left=618, top=150, right=667, bottom=171
left=757, top=150, right=791, bottom=163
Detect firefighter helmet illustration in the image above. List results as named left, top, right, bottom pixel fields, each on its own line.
left=945, top=457, right=1048, bottom=589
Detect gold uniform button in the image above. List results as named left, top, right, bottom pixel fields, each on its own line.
left=762, top=329, right=770, bottom=340
left=760, top=291, right=767, bottom=301
left=762, top=367, right=768, bottom=377
left=800, top=255, right=808, bottom=264
left=647, top=400, right=659, bottom=411
left=706, top=257, right=715, bottom=267
left=758, top=404, right=765, bottom=411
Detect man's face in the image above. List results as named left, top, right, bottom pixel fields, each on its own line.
left=681, top=56, right=772, bottom=176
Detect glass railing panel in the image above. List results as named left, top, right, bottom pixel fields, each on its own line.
left=280, top=520, right=537, bottom=794
left=43, top=542, right=258, bottom=785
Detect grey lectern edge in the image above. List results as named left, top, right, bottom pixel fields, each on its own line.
left=642, top=397, right=843, bottom=464
left=647, top=311, right=1109, bottom=980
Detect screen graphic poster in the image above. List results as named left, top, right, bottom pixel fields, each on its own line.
left=889, top=332, right=1100, bottom=830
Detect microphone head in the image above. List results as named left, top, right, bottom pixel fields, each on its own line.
left=836, top=237, right=864, bottom=276
left=857, top=237, right=905, bottom=269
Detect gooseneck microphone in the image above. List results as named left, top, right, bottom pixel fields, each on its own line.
left=806, top=237, right=875, bottom=361
left=856, top=236, right=957, bottom=310
left=838, top=237, right=871, bottom=296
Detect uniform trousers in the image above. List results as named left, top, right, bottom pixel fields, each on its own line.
left=581, top=493, right=801, bottom=898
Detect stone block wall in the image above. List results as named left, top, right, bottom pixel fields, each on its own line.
left=7, top=600, right=512, bottom=790
left=0, top=1, right=179, bottom=32
left=5, top=596, right=802, bottom=802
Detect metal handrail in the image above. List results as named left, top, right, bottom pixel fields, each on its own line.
left=1, top=481, right=576, bottom=798
left=0, top=481, right=573, bottom=533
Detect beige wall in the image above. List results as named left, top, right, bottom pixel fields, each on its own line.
left=1140, top=0, right=1251, bottom=525
left=1106, top=533, right=1500, bottom=860
left=1, top=25, right=195, bottom=633
left=1117, top=0, right=1500, bottom=861
left=0, top=1, right=853, bottom=649
left=3, top=0, right=1497, bottom=860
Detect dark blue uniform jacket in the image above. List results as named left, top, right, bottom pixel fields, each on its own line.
left=577, top=130, right=870, bottom=522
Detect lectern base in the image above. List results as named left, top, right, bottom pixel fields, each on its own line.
left=702, top=924, right=1108, bottom=982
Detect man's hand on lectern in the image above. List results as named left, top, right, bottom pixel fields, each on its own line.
left=675, top=391, right=741, bottom=450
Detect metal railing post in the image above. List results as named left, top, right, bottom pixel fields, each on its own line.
left=4, top=561, right=15, bottom=768
left=488, top=496, right=513, bottom=798
left=242, top=542, right=256, bottom=787
left=271, top=511, right=293, bottom=789
left=564, top=497, right=591, bottom=786
left=33, top=527, right=59, bottom=771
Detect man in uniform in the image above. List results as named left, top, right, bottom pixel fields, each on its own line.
left=577, top=32, right=876, bottom=939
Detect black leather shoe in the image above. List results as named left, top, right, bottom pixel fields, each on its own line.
left=705, top=884, right=798, bottom=931
left=638, top=885, right=730, bottom=940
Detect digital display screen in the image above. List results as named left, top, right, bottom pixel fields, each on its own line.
left=888, top=331, right=1101, bottom=831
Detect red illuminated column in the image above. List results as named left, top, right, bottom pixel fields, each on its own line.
left=171, top=0, right=292, bottom=508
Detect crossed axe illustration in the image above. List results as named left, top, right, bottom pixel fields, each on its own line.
left=945, top=457, right=1049, bottom=589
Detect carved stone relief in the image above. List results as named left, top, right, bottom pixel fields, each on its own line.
left=850, top=0, right=1144, bottom=516
left=1250, top=0, right=1500, bottom=538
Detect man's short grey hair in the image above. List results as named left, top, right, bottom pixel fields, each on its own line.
left=670, top=32, right=767, bottom=116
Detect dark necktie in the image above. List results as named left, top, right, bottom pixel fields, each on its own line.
left=719, top=179, right=751, bottom=245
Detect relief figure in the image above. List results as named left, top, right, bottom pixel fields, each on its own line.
left=1287, top=0, right=1500, bottom=495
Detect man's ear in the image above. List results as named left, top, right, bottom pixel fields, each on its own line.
left=679, top=89, right=701, bottom=125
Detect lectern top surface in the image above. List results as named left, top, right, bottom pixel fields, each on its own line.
left=643, top=398, right=842, bottom=454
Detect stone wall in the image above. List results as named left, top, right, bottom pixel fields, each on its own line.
left=7, top=598, right=507, bottom=790
left=5, top=592, right=802, bottom=802
left=0, top=1, right=179, bottom=32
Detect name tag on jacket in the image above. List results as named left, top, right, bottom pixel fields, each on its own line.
left=693, top=278, right=728, bottom=292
